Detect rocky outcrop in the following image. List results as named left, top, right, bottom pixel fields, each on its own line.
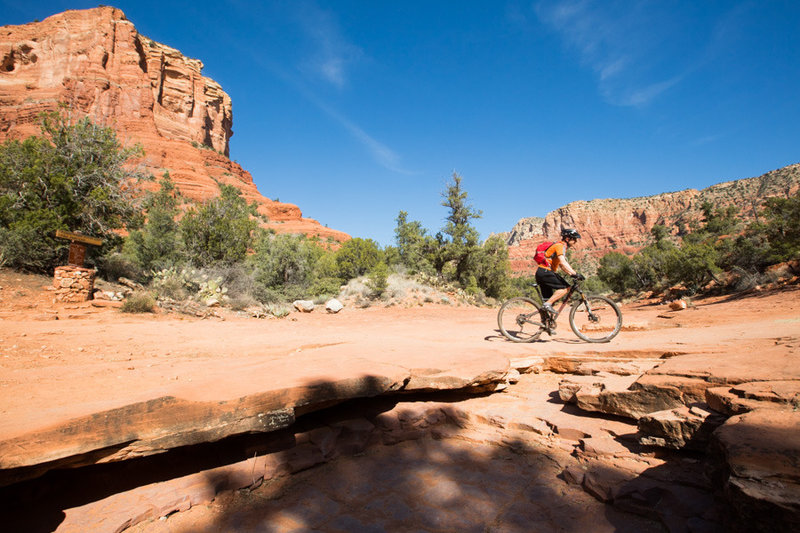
left=556, top=348, right=800, bottom=530
left=507, top=163, right=800, bottom=275
left=0, top=7, right=348, bottom=242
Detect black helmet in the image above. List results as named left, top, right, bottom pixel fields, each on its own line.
left=561, top=228, right=581, bottom=241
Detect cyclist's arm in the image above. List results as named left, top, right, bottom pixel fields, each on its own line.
left=556, top=254, right=577, bottom=277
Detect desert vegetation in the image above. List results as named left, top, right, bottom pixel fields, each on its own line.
left=1, top=110, right=798, bottom=314
left=0, top=112, right=513, bottom=314
left=593, top=199, right=800, bottom=297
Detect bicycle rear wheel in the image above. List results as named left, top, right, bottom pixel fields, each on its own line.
left=497, top=297, right=547, bottom=343
left=569, top=295, right=622, bottom=343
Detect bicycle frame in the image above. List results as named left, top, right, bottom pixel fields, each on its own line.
left=535, top=280, right=578, bottom=316
left=535, top=280, right=593, bottom=330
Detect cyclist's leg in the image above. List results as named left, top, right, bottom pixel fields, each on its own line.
left=546, top=288, right=568, bottom=306
left=536, top=269, right=569, bottom=311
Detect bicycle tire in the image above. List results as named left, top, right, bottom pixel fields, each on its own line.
left=569, top=295, right=622, bottom=343
left=497, top=297, right=547, bottom=343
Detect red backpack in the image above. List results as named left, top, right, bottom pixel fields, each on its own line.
left=533, top=241, right=554, bottom=267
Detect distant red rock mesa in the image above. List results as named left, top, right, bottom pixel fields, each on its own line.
left=0, top=6, right=349, bottom=243
left=504, top=163, right=800, bottom=276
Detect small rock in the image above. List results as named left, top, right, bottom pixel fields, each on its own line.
left=293, top=300, right=315, bottom=312
left=668, top=300, right=688, bottom=311
left=246, top=306, right=267, bottom=319
left=91, top=300, right=123, bottom=308
left=325, top=298, right=344, bottom=313
left=117, top=277, right=143, bottom=290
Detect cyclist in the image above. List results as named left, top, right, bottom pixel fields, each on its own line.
left=535, top=228, right=585, bottom=315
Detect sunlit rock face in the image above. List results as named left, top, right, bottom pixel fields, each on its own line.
left=507, top=163, right=800, bottom=275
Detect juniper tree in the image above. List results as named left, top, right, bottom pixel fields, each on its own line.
left=441, top=172, right=482, bottom=286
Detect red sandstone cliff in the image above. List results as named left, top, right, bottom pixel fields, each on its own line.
left=0, top=7, right=349, bottom=242
left=507, top=163, right=800, bottom=276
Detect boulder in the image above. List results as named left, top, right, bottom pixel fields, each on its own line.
left=293, top=300, right=315, bottom=313
left=325, top=299, right=344, bottom=313
left=638, top=405, right=726, bottom=450
left=559, top=374, right=684, bottom=420
left=668, top=299, right=688, bottom=311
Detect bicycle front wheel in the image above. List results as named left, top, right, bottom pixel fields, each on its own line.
left=497, top=297, right=547, bottom=343
left=569, top=295, right=622, bottom=343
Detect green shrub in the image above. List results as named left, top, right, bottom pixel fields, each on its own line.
left=180, top=184, right=257, bottom=267
left=668, top=240, right=721, bottom=293
left=440, top=172, right=482, bottom=286
left=394, top=211, right=435, bottom=274
left=249, top=232, right=335, bottom=302
left=366, top=262, right=389, bottom=298
left=472, top=234, right=510, bottom=298
left=265, top=303, right=290, bottom=318
left=597, top=252, right=636, bottom=294
left=309, top=276, right=342, bottom=299
left=150, top=266, right=200, bottom=300
left=96, top=252, right=144, bottom=283
left=124, top=173, right=184, bottom=274
left=508, top=275, right=542, bottom=302
left=393, top=173, right=512, bottom=298
left=203, top=263, right=259, bottom=303
left=335, top=237, right=382, bottom=280
left=762, top=192, right=800, bottom=263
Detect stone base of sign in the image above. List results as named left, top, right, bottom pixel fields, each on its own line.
left=53, top=266, right=96, bottom=303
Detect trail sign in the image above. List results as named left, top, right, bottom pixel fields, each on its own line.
left=55, top=230, right=103, bottom=267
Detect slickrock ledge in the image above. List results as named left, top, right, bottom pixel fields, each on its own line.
left=0, top=349, right=512, bottom=487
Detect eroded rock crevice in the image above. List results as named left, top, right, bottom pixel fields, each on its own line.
left=8, top=347, right=799, bottom=533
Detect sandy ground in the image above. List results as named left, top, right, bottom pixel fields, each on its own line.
left=2, top=269, right=799, bottom=532
left=1, top=268, right=799, bottom=441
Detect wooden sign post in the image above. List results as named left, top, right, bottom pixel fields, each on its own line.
left=55, top=230, right=103, bottom=268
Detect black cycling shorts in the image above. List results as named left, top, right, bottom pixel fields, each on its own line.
left=535, top=268, right=569, bottom=299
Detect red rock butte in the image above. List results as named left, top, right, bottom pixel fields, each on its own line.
left=504, top=163, right=800, bottom=276
left=0, top=6, right=349, bottom=243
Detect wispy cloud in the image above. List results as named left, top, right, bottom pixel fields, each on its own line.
left=534, top=0, right=686, bottom=107
left=259, top=61, right=410, bottom=173
left=293, top=1, right=363, bottom=89
left=221, top=1, right=408, bottom=173
left=302, top=89, right=411, bottom=174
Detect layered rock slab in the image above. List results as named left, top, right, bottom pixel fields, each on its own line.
left=0, top=346, right=511, bottom=487
left=555, top=345, right=800, bottom=530
left=27, top=372, right=684, bottom=533
left=710, top=410, right=800, bottom=532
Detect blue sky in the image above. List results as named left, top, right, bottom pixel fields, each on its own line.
left=3, top=1, right=800, bottom=245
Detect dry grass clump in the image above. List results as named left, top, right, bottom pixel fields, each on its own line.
left=121, top=292, right=156, bottom=313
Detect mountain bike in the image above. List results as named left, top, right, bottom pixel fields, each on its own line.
left=497, top=278, right=622, bottom=343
